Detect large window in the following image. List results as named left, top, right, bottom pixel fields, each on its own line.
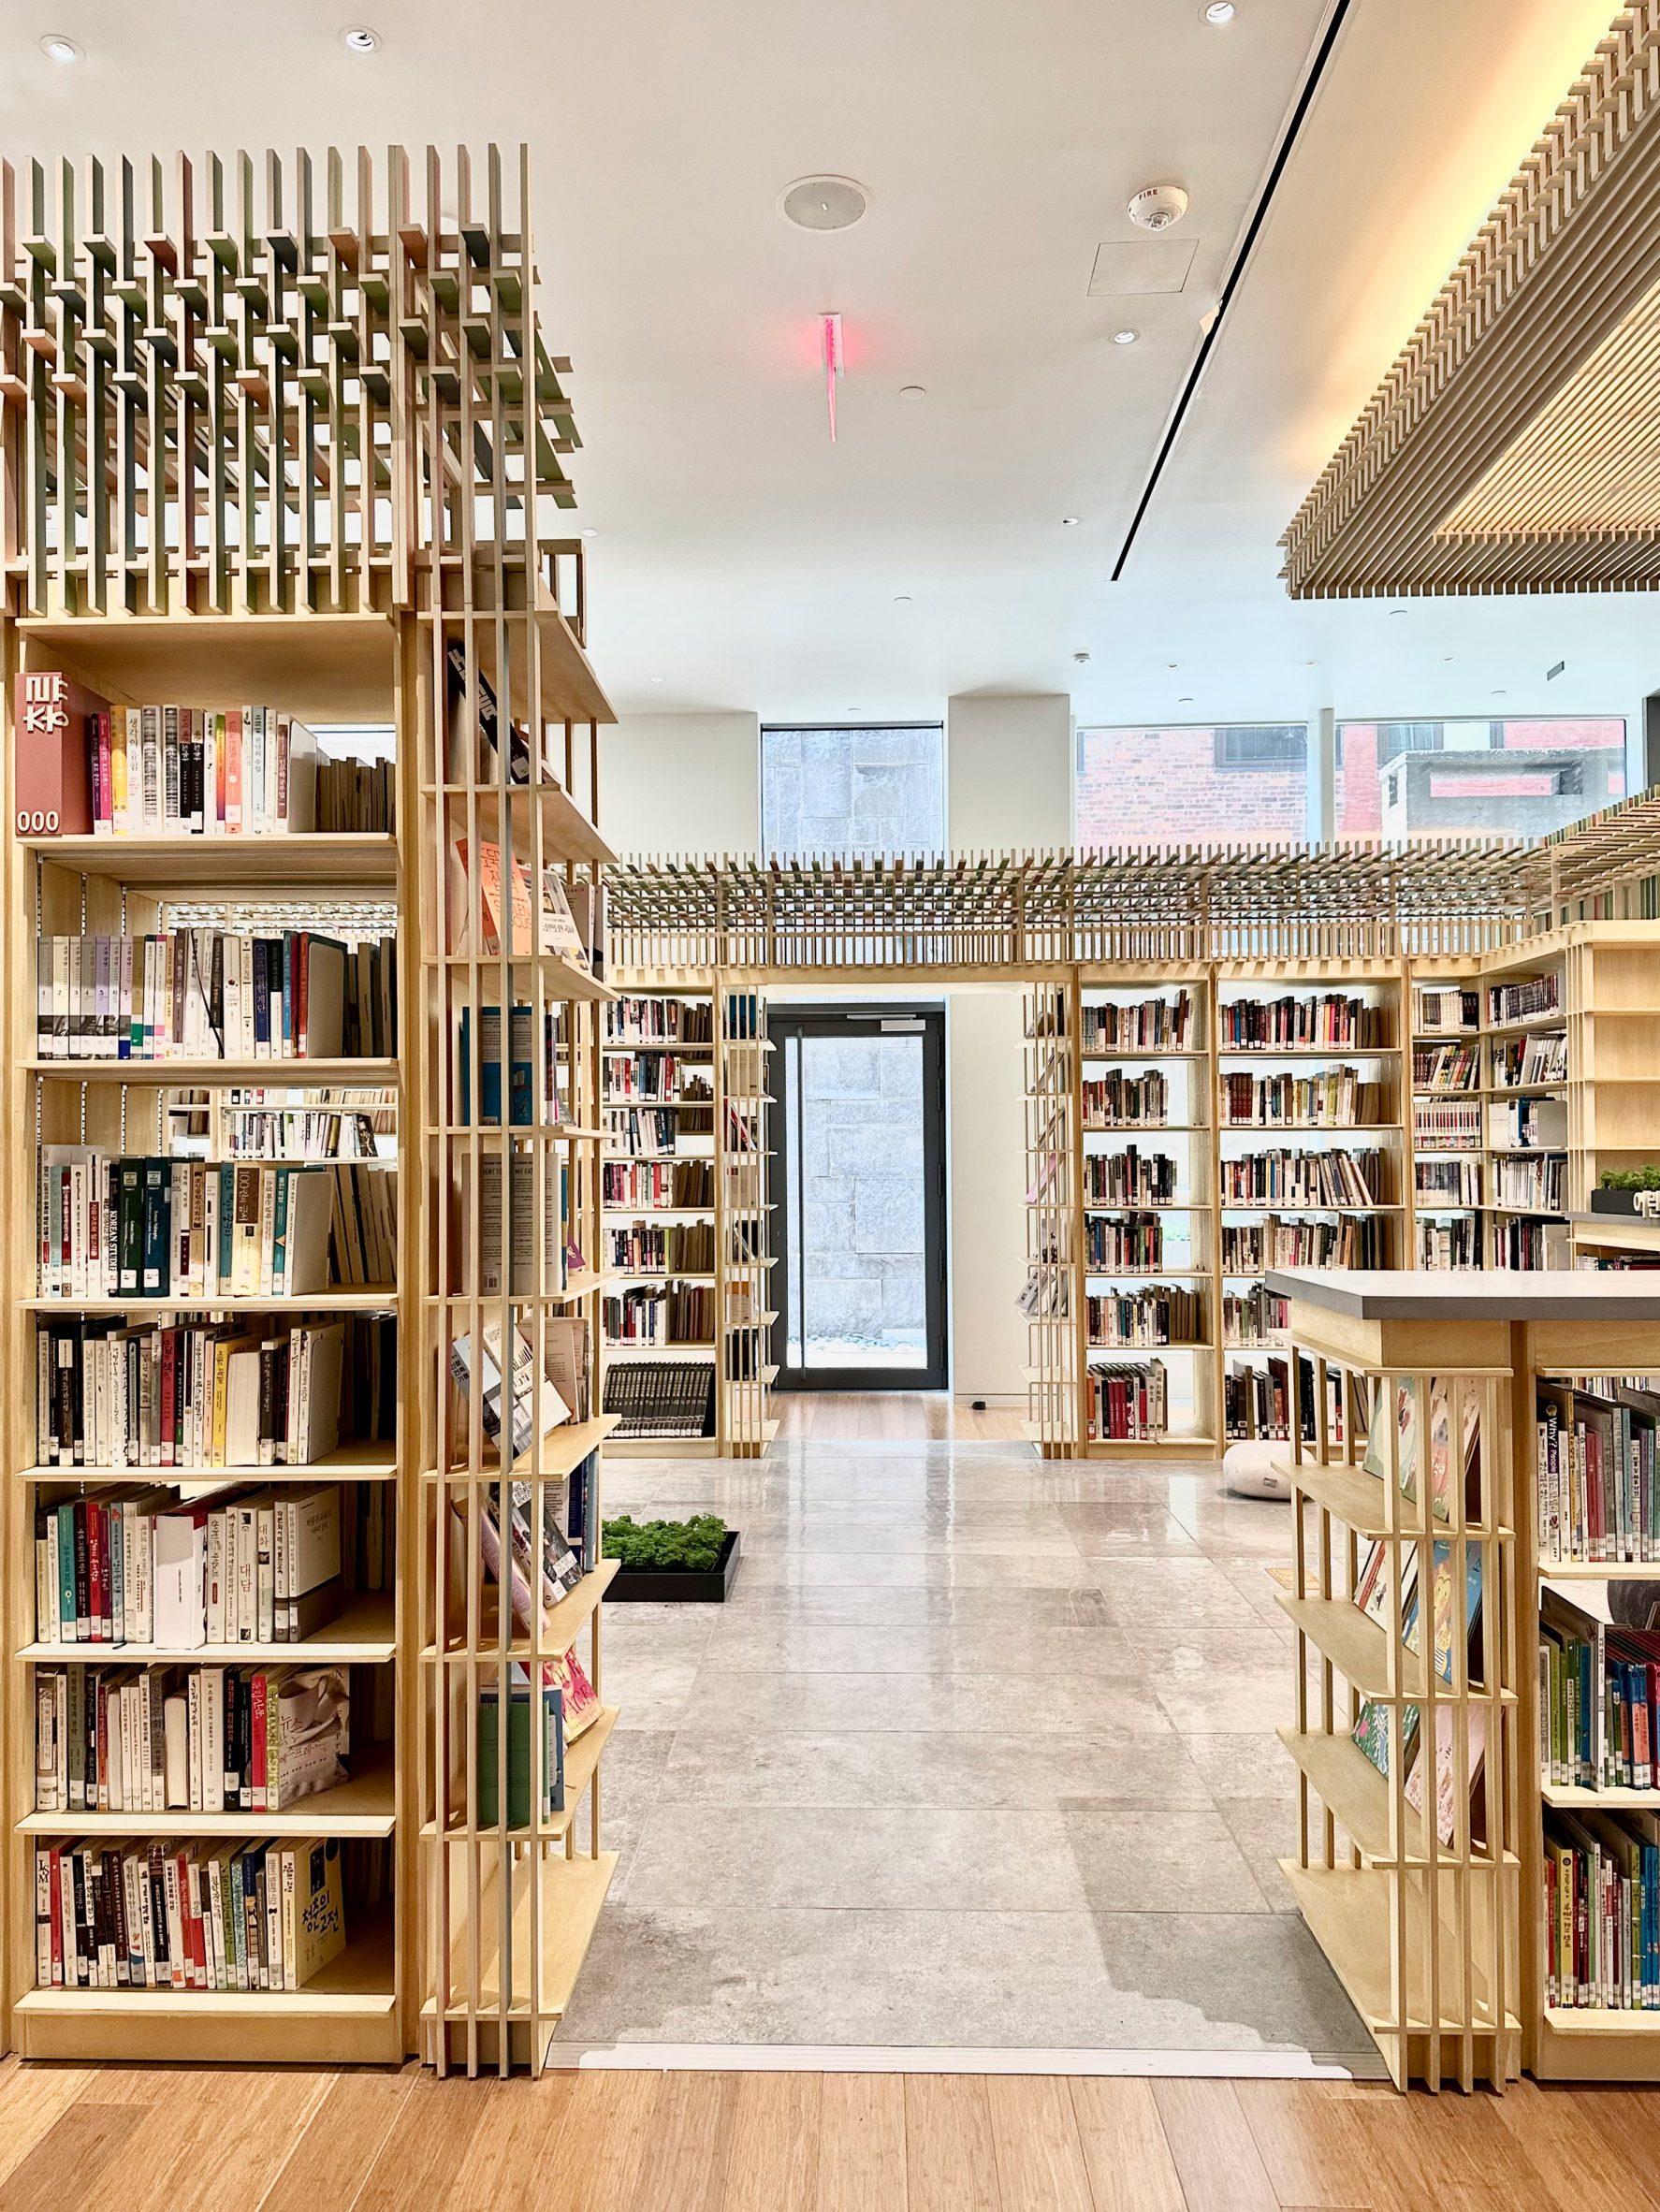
left=1335, top=716, right=1626, bottom=841
left=762, top=723, right=945, bottom=860
left=1076, top=723, right=1309, bottom=848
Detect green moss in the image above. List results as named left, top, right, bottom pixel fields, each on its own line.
left=602, top=1512, right=728, bottom=1572
left=1600, top=1168, right=1660, bottom=1190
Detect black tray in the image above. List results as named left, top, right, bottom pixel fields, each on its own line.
left=606, top=1527, right=741, bottom=1603
left=1592, top=1187, right=1660, bottom=1215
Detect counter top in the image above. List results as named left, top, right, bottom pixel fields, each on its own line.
left=1263, top=1268, right=1660, bottom=1323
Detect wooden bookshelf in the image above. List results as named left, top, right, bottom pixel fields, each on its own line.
left=0, top=144, right=619, bottom=2078
left=1269, top=1273, right=1522, bottom=2092
left=599, top=985, right=721, bottom=1451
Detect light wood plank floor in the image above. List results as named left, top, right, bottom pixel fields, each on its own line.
left=772, top=1391, right=1028, bottom=1442
left=2, top=2062, right=1657, bottom=2210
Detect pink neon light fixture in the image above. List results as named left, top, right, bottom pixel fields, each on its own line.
left=820, top=312, right=844, bottom=442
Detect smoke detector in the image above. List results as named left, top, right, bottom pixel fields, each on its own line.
left=1072, top=650, right=1091, bottom=666
left=1128, top=184, right=1189, bottom=233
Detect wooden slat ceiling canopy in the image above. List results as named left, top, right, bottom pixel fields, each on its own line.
left=1281, top=4, right=1660, bottom=598
left=605, top=798, right=1660, bottom=968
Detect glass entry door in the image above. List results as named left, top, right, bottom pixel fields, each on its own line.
left=769, top=1006, right=948, bottom=1390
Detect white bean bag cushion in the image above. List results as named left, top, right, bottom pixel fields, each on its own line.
left=1223, top=1439, right=1292, bottom=1500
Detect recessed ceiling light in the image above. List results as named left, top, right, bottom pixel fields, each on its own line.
left=1112, top=328, right=1140, bottom=346
left=579, top=527, right=599, bottom=540
left=1303, top=660, right=1318, bottom=667
left=1388, top=605, right=1408, bottom=617
left=39, top=31, right=81, bottom=60
left=779, top=175, right=870, bottom=232
left=1442, top=655, right=1454, bottom=662
left=342, top=24, right=379, bottom=51
left=1201, top=1, right=1236, bottom=21
left=894, top=594, right=912, bottom=604
left=1167, top=662, right=1179, bottom=671
left=1492, top=689, right=1507, bottom=697
left=898, top=384, right=925, bottom=400
left=648, top=676, right=664, bottom=685
left=1178, top=695, right=1194, bottom=705
left=1060, top=516, right=1081, bottom=527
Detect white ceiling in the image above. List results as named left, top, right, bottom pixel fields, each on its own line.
left=1, top=0, right=1645, bottom=728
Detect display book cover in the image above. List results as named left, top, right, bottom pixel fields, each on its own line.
left=1347, top=1373, right=1489, bottom=1845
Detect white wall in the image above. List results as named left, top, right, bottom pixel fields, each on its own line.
left=946, top=989, right=1030, bottom=1402
left=947, top=691, right=1072, bottom=851
left=602, top=711, right=759, bottom=857
left=942, top=695, right=1070, bottom=1398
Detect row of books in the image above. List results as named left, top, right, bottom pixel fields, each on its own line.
left=1494, top=1034, right=1567, bottom=1088
left=206, top=1093, right=392, bottom=1161
left=1224, top=1356, right=1291, bottom=1441
left=316, top=755, right=395, bottom=833
left=1488, top=974, right=1561, bottom=1026
left=35, top=1663, right=349, bottom=1815
left=1491, top=1098, right=1567, bottom=1151
left=1085, top=1286, right=1201, bottom=1347
left=1414, top=986, right=1480, bottom=1034
left=602, top=1357, right=717, bottom=1440
left=37, top=1316, right=394, bottom=1470
left=1349, top=1539, right=1486, bottom=1848
left=1081, top=993, right=1193, bottom=1053
left=603, top=1286, right=715, bottom=1347
left=1417, top=1159, right=1482, bottom=1207
left=1085, top=1359, right=1168, bottom=1441
left=1540, top=1587, right=1660, bottom=1787
left=605, top=1220, right=716, bottom=1273
left=602, top=1159, right=714, bottom=1210
left=36, top=1154, right=391, bottom=1302
left=1216, top=994, right=1387, bottom=1051
left=603, top=1057, right=712, bottom=1103
left=1545, top=1809, right=1660, bottom=2010
left=1220, top=1215, right=1382, bottom=1271
left=1418, top=1218, right=1484, bottom=1271
left=1218, top=1070, right=1384, bottom=1129
left=36, top=930, right=396, bottom=1063
left=34, top=1481, right=347, bottom=1649
left=1412, top=1043, right=1479, bottom=1093
left=33, top=1835, right=346, bottom=1994
left=1493, top=1156, right=1566, bottom=1213
left=462, top=1480, right=592, bottom=1642
left=1081, top=1070, right=1171, bottom=1128
left=724, top=991, right=763, bottom=1041
left=17, top=674, right=322, bottom=837
left=604, top=1105, right=711, bottom=1153
left=1218, top=1148, right=1385, bottom=1208
left=456, top=1005, right=564, bottom=1128
left=1493, top=1218, right=1570, bottom=1270
left=605, top=996, right=713, bottom=1045
left=1222, top=1288, right=1288, bottom=1348
left=1082, top=1148, right=1180, bottom=1205
left=1085, top=1213, right=1169, bottom=1272
left=1537, top=1383, right=1660, bottom=1564
left=1413, top=1099, right=1482, bottom=1151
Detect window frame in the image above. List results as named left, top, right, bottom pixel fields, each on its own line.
left=759, top=720, right=947, bottom=863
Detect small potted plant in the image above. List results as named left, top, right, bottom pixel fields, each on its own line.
left=1593, top=1168, right=1660, bottom=1217
left=602, top=1511, right=741, bottom=1602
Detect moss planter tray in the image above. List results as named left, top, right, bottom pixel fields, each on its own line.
left=606, top=1528, right=742, bottom=1603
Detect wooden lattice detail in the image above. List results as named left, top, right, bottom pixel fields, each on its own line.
left=0, top=146, right=578, bottom=621
left=1281, top=4, right=1660, bottom=598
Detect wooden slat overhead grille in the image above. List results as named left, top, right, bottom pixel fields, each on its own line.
left=606, top=802, right=1660, bottom=973
left=1281, top=4, right=1660, bottom=598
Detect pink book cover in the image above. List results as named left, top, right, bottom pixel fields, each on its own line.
left=13, top=671, right=103, bottom=836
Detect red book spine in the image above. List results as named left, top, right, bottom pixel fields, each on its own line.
left=159, top=1329, right=177, bottom=1468
left=86, top=1502, right=104, bottom=1645
left=96, top=712, right=113, bottom=832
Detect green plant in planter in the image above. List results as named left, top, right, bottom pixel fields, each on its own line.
left=1601, top=1168, right=1660, bottom=1190
left=603, top=1513, right=728, bottom=1572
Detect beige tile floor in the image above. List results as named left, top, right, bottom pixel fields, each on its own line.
left=557, top=1422, right=1378, bottom=2070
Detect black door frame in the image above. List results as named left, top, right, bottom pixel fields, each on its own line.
left=767, top=1003, right=949, bottom=1393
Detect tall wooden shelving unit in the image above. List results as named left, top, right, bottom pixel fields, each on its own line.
left=717, top=981, right=777, bottom=1457
left=0, top=145, right=619, bottom=2074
